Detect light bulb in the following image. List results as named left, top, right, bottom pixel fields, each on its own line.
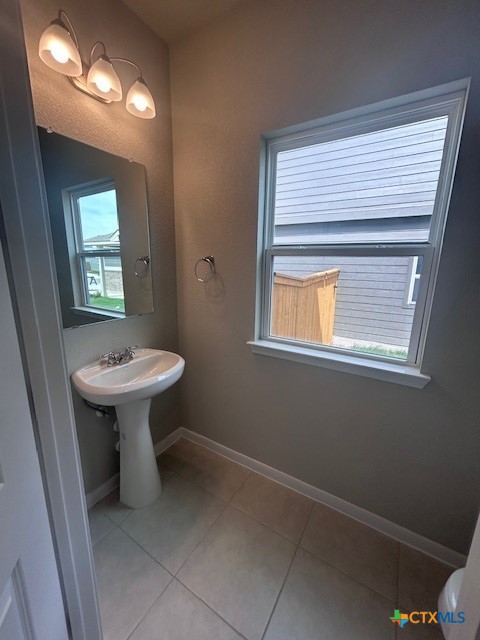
left=126, top=78, right=156, bottom=119
left=50, top=40, right=69, bottom=64
left=95, top=75, right=111, bottom=94
left=38, top=21, right=82, bottom=77
left=86, top=55, right=122, bottom=102
left=133, top=95, right=148, bottom=112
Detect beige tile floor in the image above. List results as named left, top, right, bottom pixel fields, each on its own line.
left=88, top=438, right=453, bottom=640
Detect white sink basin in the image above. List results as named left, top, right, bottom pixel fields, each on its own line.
left=72, top=348, right=185, bottom=406
left=71, top=348, right=185, bottom=509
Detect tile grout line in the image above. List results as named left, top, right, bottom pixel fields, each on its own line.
left=116, top=522, right=177, bottom=573
left=124, top=575, right=175, bottom=640
left=157, top=437, right=199, bottom=472
left=165, top=465, right=236, bottom=502
left=260, top=503, right=314, bottom=640
left=301, top=500, right=316, bottom=544
left=227, top=468, right=253, bottom=505
left=173, top=497, right=230, bottom=578
left=294, top=498, right=402, bottom=606
left=228, top=498, right=313, bottom=546
left=91, top=511, right=176, bottom=640
left=162, top=448, right=253, bottom=504
left=262, top=502, right=314, bottom=639
left=90, top=518, right=121, bottom=548
left=298, top=544, right=400, bottom=607
left=177, top=579, right=249, bottom=640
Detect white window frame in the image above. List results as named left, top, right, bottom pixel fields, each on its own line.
left=249, top=80, right=469, bottom=388
left=67, top=180, right=124, bottom=315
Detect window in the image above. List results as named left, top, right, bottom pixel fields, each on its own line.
left=69, top=182, right=125, bottom=314
left=251, top=81, right=468, bottom=387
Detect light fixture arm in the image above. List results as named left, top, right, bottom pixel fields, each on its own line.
left=109, top=57, right=143, bottom=78
left=89, top=41, right=107, bottom=64
left=57, top=9, right=79, bottom=49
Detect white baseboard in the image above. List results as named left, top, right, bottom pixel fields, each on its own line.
left=86, top=473, right=119, bottom=509
left=182, top=428, right=466, bottom=569
left=86, top=428, right=183, bottom=509
left=153, top=427, right=183, bottom=457
left=85, top=424, right=466, bottom=568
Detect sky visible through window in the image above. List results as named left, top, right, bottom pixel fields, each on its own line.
left=78, top=189, right=119, bottom=241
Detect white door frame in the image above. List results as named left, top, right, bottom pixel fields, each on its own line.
left=0, top=0, right=102, bottom=638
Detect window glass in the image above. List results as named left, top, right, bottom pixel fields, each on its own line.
left=273, top=116, right=449, bottom=245
left=72, top=185, right=125, bottom=313
left=77, top=189, right=120, bottom=251
left=271, top=255, right=424, bottom=360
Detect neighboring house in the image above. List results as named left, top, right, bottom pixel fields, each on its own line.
left=83, top=228, right=120, bottom=250
left=273, top=116, right=446, bottom=353
left=83, top=229, right=124, bottom=298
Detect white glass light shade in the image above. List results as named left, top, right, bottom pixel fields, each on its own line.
left=38, top=23, right=82, bottom=77
left=126, top=79, right=156, bottom=119
left=86, top=56, right=122, bottom=102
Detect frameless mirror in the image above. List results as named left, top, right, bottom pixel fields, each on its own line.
left=37, top=127, right=153, bottom=328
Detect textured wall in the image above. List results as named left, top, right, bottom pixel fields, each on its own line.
left=170, top=0, right=480, bottom=554
left=20, top=0, right=179, bottom=493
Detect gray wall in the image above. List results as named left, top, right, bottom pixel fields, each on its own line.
left=170, top=0, right=480, bottom=554
left=20, top=0, right=179, bottom=494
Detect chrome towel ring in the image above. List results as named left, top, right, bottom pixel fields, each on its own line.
left=134, top=256, right=150, bottom=278
left=194, top=256, right=215, bottom=282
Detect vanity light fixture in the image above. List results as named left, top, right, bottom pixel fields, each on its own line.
left=38, top=10, right=156, bottom=119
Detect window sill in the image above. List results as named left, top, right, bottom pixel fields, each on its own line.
left=247, top=339, right=431, bottom=389
left=72, top=306, right=125, bottom=320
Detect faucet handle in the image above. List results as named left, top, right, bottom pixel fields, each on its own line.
left=100, top=351, right=116, bottom=366
left=124, top=345, right=138, bottom=354
left=119, top=346, right=137, bottom=363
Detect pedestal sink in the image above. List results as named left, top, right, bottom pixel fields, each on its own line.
left=72, top=348, right=185, bottom=508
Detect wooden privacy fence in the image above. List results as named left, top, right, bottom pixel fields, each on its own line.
left=271, top=269, right=340, bottom=345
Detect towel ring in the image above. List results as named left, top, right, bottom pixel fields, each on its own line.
left=194, top=256, right=215, bottom=282
left=134, top=256, right=150, bottom=278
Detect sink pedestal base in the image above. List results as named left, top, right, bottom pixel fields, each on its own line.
left=116, top=399, right=161, bottom=509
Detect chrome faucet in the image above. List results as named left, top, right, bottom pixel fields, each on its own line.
left=101, top=351, right=117, bottom=366
left=100, top=347, right=137, bottom=366
left=119, top=346, right=136, bottom=363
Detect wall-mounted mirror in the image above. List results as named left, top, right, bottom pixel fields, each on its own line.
left=37, top=127, right=153, bottom=329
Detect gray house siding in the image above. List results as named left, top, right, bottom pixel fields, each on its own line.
left=274, top=115, right=448, bottom=243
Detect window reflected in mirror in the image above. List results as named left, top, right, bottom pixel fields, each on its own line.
left=70, top=183, right=125, bottom=313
